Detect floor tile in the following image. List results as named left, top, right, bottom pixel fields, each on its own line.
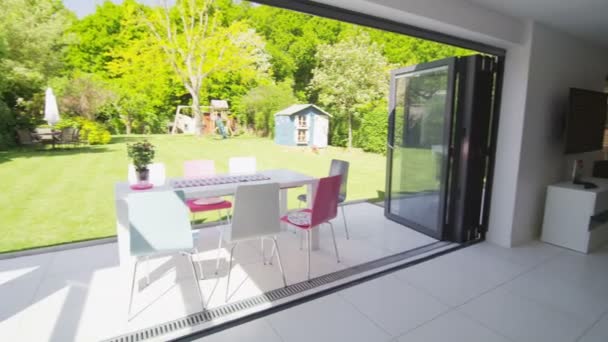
left=194, top=319, right=281, bottom=342
left=397, top=310, right=511, bottom=342
left=394, top=242, right=527, bottom=306
left=47, top=243, right=118, bottom=276
left=339, top=274, right=449, bottom=336
left=267, top=294, right=391, bottom=342
left=460, top=286, right=589, bottom=342
left=578, top=312, right=608, bottom=342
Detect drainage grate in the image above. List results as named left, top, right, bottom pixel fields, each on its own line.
left=102, top=240, right=452, bottom=342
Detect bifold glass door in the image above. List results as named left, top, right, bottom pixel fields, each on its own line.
left=385, top=58, right=456, bottom=240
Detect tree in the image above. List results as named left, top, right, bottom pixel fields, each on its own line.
left=144, top=0, right=270, bottom=136
left=236, top=80, right=297, bottom=135
left=309, top=33, right=389, bottom=149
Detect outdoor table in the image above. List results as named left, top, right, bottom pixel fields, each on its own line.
left=114, top=169, right=319, bottom=267
left=35, top=131, right=61, bottom=149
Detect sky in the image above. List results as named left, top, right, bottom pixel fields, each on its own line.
left=62, top=0, right=173, bottom=18
left=63, top=0, right=245, bottom=18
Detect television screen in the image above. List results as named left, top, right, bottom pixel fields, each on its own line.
left=564, top=88, right=608, bottom=154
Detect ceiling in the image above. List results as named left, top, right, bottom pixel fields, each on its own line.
left=466, top=0, right=608, bottom=48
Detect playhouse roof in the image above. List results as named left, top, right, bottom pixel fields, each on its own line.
left=210, top=99, right=229, bottom=109
left=274, top=104, right=332, bottom=117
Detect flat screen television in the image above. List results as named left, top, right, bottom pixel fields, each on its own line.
left=564, top=88, right=608, bottom=154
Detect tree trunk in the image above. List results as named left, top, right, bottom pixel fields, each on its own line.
left=191, top=93, right=203, bottom=136
left=125, top=114, right=132, bottom=135
left=347, top=112, right=353, bottom=150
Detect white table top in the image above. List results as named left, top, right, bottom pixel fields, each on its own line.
left=115, top=169, right=316, bottom=199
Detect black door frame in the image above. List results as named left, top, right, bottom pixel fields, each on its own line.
left=384, top=57, right=458, bottom=239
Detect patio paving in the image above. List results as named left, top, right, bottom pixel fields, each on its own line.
left=0, top=202, right=436, bottom=341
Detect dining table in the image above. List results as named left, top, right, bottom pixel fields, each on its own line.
left=35, top=130, right=61, bottom=149
left=114, top=169, right=319, bottom=267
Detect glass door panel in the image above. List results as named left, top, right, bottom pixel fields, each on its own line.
left=385, top=59, right=456, bottom=239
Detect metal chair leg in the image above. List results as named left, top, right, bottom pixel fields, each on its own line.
left=184, top=252, right=205, bottom=311
left=128, top=260, right=139, bottom=321
left=272, top=237, right=287, bottom=287
left=307, top=229, right=312, bottom=280
left=328, top=222, right=341, bottom=263
left=225, top=243, right=237, bottom=302
left=144, top=256, right=150, bottom=287
left=341, top=205, right=350, bottom=240
left=215, top=228, right=223, bottom=274
left=267, top=237, right=276, bottom=265
left=193, top=248, right=204, bottom=279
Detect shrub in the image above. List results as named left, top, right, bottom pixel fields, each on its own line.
left=54, top=116, right=112, bottom=145
left=354, top=102, right=388, bottom=154
left=0, top=100, right=16, bottom=150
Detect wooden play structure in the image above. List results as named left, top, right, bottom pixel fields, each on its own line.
left=170, top=100, right=235, bottom=136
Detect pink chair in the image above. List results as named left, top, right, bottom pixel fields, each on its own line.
left=280, top=175, right=342, bottom=280
left=183, top=160, right=232, bottom=221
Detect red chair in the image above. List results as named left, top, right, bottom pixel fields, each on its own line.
left=183, top=160, right=232, bottom=222
left=281, top=174, right=342, bottom=280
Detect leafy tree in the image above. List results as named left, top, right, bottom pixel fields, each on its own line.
left=247, top=5, right=343, bottom=98
left=309, top=33, right=389, bottom=149
left=105, top=0, right=178, bottom=134
left=235, top=80, right=297, bottom=135
left=63, top=1, right=125, bottom=74
left=53, top=73, right=116, bottom=120
left=144, top=0, right=270, bottom=136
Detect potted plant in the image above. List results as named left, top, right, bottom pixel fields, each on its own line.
left=127, top=140, right=155, bottom=184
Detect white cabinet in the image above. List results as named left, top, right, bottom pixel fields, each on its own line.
left=541, top=178, right=608, bottom=253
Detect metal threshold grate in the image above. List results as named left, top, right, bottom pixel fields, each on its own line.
left=103, top=240, right=454, bottom=342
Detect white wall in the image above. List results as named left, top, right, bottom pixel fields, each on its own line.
left=509, top=23, right=608, bottom=245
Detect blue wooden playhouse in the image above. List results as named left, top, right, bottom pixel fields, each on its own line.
left=274, top=104, right=331, bottom=148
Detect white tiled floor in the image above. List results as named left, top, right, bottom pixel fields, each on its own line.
left=194, top=241, right=608, bottom=342
left=0, top=202, right=436, bottom=341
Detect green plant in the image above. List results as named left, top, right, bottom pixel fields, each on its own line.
left=127, top=140, right=155, bottom=171
left=55, top=117, right=112, bottom=145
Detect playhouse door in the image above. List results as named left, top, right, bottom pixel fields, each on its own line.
left=314, top=115, right=329, bottom=147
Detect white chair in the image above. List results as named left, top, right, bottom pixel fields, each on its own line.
left=126, top=190, right=204, bottom=320
left=228, top=156, right=256, bottom=174
left=216, top=183, right=287, bottom=301
left=128, top=162, right=166, bottom=186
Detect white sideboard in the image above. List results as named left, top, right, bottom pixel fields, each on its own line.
left=541, top=178, right=608, bottom=253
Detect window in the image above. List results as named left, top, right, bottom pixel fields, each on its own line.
left=297, top=114, right=308, bottom=128
left=297, top=129, right=307, bottom=144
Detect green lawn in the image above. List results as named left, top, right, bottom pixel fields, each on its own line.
left=0, top=135, right=395, bottom=252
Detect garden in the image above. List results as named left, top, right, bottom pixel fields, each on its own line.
left=0, top=0, right=466, bottom=252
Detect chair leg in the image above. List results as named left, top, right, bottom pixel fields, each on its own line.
left=215, top=228, right=223, bottom=274
left=193, top=248, right=204, bottom=279
left=261, top=238, right=265, bottom=264
left=128, top=260, right=139, bottom=321
left=272, top=237, right=287, bottom=287
left=225, top=243, right=237, bottom=302
left=267, top=238, right=276, bottom=265
left=144, top=256, right=150, bottom=287
left=184, top=252, right=205, bottom=312
left=341, top=205, right=350, bottom=240
left=328, top=222, right=341, bottom=263
left=307, top=229, right=312, bottom=281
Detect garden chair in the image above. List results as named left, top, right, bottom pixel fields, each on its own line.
left=281, top=175, right=342, bottom=280
left=57, top=127, right=76, bottom=147
left=183, top=160, right=232, bottom=224
left=216, top=183, right=287, bottom=301
left=297, top=159, right=350, bottom=239
left=126, top=190, right=204, bottom=320
left=16, top=129, right=41, bottom=147
left=128, top=163, right=166, bottom=186
left=228, top=156, right=256, bottom=174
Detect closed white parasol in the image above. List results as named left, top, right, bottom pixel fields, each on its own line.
left=44, top=87, right=60, bottom=126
